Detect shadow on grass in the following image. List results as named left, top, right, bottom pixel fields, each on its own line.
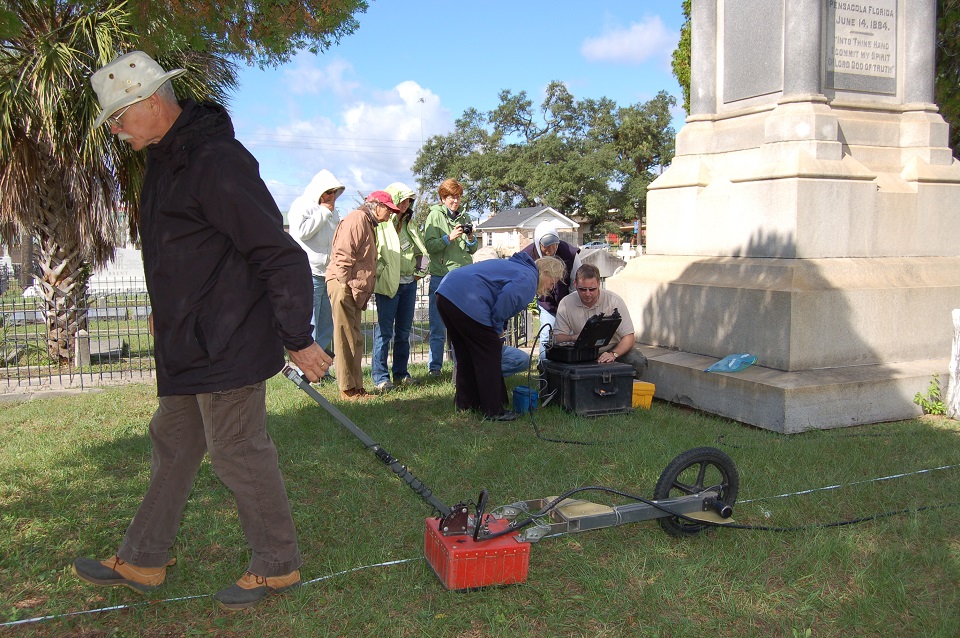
left=3, top=375, right=960, bottom=635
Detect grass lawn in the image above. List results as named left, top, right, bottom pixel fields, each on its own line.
left=1, top=366, right=959, bottom=637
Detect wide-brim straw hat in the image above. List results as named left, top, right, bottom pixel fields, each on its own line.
left=91, top=51, right=186, bottom=127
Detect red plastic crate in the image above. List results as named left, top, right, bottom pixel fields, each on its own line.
left=424, top=516, right=531, bottom=590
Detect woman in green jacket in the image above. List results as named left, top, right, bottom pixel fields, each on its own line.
left=422, top=178, right=479, bottom=376
left=372, top=182, right=428, bottom=391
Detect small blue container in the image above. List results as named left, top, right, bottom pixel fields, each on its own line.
left=512, top=386, right=539, bottom=413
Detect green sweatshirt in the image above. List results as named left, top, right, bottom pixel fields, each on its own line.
left=422, top=204, right=479, bottom=276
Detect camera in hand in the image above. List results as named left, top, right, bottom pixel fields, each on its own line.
left=460, top=223, right=473, bottom=235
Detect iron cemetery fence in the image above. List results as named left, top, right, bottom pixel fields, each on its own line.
left=0, top=278, right=154, bottom=391
left=0, top=276, right=530, bottom=392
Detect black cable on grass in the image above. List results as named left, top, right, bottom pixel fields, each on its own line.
left=519, top=324, right=602, bottom=446
left=529, top=391, right=644, bottom=446
left=482, top=481, right=960, bottom=540
left=519, top=324, right=644, bottom=446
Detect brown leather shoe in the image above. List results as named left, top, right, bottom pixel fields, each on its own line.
left=214, top=570, right=301, bottom=610
left=72, top=555, right=176, bottom=593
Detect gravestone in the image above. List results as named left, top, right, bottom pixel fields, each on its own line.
left=607, top=0, right=960, bottom=432
left=580, top=249, right=626, bottom=279
left=88, top=246, right=146, bottom=292
left=75, top=330, right=128, bottom=366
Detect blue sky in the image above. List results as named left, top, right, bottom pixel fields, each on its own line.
left=226, top=1, right=687, bottom=212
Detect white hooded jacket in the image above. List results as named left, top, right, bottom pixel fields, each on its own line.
left=287, top=170, right=346, bottom=277
left=532, top=221, right=560, bottom=258
left=532, top=220, right=581, bottom=270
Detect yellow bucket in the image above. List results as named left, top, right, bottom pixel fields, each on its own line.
left=632, top=381, right=655, bottom=409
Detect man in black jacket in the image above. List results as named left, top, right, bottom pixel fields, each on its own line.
left=72, top=51, right=332, bottom=610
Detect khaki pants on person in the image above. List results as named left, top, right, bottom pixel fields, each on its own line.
left=117, top=382, right=302, bottom=577
left=328, top=281, right=365, bottom=392
left=618, top=347, right=648, bottom=379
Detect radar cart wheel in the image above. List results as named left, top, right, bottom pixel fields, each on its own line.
left=653, top=446, right=739, bottom=537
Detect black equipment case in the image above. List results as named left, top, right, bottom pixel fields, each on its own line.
left=541, top=360, right=635, bottom=417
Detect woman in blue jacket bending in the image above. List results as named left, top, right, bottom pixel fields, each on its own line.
left=436, top=253, right=566, bottom=421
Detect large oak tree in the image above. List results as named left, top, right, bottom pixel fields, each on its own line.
left=412, top=81, right=676, bottom=229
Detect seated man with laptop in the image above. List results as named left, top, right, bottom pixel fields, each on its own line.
left=550, top=264, right=647, bottom=379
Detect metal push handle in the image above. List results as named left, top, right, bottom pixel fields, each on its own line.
left=282, top=365, right=452, bottom=517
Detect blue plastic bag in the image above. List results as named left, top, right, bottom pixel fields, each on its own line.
left=704, top=353, right=757, bottom=373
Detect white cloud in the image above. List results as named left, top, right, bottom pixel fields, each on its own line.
left=251, top=81, right=453, bottom=210
left=580, top=16, right=678, bottom=66
left=282, top=56, right=360, bottom=99
left=335, top=82, right=450, bottom=194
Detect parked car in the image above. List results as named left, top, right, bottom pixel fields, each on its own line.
left=581, top=241, right=609, bottom=250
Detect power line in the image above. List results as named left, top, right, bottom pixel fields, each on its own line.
left=232, top=131, right=424, bottom=198
left=237, top=134, right=421, bottom=156
left=241, top=140, right=418, bottom=155
left=235, top=130, right=422, bottom=151
left=236, top=131, right=422, bottom=144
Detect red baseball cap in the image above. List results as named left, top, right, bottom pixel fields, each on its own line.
left=366, top=191, right=401, bottom=211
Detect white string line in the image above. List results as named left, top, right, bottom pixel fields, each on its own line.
left=738, top=463, right=960, bottom=504
left=6, top=464, right=960, bottom=626
left=302, top=557, right=420, bottom=586
left=0, top=557, right=421, bottom=628
left=0, top=594, right=208, bottom=628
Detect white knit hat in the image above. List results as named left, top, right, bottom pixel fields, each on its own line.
left=91, top=51, right=186, bottom=127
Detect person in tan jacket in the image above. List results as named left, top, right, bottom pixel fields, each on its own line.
left=326, top=191, right=398, bottom=399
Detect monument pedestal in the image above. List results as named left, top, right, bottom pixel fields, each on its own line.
left=608, top=0, right=960, bottom=432
left=610, top=254, right=960, bottom=432
left=637, top=344, right=944, bottom=433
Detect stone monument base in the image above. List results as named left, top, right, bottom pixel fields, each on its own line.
left=640, top=344, right=940, bottom=433
left=607, top=254, right=960, bottom=433
left=630, top=0, right=959, bottom=432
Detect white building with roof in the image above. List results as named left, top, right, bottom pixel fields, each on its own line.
left=474, top=206, right=580, bottom=254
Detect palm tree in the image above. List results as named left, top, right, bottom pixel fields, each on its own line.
left=0, top=1, right=235, bottom=363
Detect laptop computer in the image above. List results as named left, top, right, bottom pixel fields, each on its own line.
left=545, top=309, right=622, bottom=364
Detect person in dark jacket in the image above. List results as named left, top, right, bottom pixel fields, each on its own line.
left=521, top=221, right=580, bottom=361
left=436, top=253, right=566, bottom=420
left=73, top=51, right=331, bottom=611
